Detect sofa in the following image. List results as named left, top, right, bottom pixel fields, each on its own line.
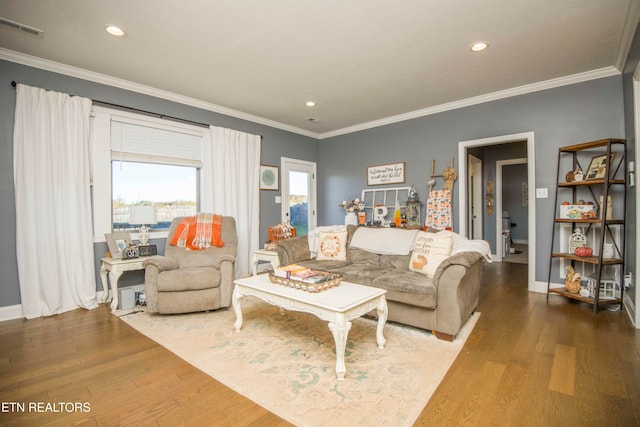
left=276, top=225, right=487, bottom=341
left=142, top=215, right=237, bottom=314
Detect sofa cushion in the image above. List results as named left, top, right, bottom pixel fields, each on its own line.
left=409, top=230, right=453, bottom=277
left=372, top=270, right=437, bottom=309
left=157, top=267, right=220, bottom=292
left=316, top=230, right=348, bottom=261
left=380, top=253, right=412, bottom=269
left=349, top=248, right=380, bottom=265
left=331, top=265, right=393, bottom=286
left=297, top=259, right=352, bottom=271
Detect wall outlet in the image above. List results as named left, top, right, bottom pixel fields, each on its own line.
left=624, top=273, right=633, bottom=289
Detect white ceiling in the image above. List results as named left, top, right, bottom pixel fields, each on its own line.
left=0, top=0, right=638, bottom=139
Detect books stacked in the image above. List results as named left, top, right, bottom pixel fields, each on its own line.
left=273, top=264, right=307, bottom=279
left=274, top=264, right=331, bottom=284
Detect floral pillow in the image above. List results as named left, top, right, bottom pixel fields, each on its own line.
left=409, top=230, right=453, bottom=277
left=316, top=231, right=348, bottom=261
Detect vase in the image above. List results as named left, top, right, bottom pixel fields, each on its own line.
left=345, top=211, right=358, bottom=226
left=602, top=243, right=614, bottom=259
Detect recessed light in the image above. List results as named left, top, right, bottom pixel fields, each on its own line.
left=470, top=41, right=488, bottom=52
left=305, top=101, right=316, bottom=107
left=470, top=41, right=489, bottom=52
left=105, top=25, right=126, bottom=37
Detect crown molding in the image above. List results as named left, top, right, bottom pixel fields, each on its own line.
left=1, top=48, right=622, bottom=141
left=0, top=48, right=320, bottom=139
left=319, top=66, right=621, bottom=139
left=615, top=0, right=640, bottom=72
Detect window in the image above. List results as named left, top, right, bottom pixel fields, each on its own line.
left=91, top=107, right=206, bottom=240
left=111, top=161, right=198, bottom=231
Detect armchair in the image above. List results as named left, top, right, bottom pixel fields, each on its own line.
left=142, top=216, right=237, bottom=314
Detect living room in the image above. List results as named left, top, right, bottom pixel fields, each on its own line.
left=1, top=1, right=640, bottom=425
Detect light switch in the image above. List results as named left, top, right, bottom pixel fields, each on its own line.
left=275, top=196, right=281, bottom=204
left=535, top=188, right=548, bottom=198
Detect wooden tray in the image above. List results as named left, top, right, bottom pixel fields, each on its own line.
left=268, top=271, right=342, bottom=293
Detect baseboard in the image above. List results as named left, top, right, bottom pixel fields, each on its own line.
left=0, top=304, right=23, bottom=322
left=530, top=280, right=548, bottom=294
left=624, top=293, right=637, bottom=328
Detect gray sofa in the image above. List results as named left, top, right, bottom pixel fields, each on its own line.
left=277, top=225, right=484, bottom=341
left=142, top=216, right=237, bottom=314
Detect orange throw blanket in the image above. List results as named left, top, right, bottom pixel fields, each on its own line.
left=169, top=213, right=223, bottom=250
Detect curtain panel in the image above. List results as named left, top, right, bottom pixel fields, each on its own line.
left=203, top=126, right=261, bottom=277
left=13, top=84, right=98, bottom=318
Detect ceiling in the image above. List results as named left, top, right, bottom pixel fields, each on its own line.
left=0, top=0, right=638, bottom=139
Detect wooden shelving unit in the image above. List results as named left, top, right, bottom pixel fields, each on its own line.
left=546, top=138, right=626, bottom=313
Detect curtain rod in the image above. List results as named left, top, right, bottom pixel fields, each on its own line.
left=10, top=80, right=244, bottom=132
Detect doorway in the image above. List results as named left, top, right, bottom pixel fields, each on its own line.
left=497, top=159, right=528, bottom=264
left=280, top=157, right=317, bottom=236
left=458, top=132, right=542, bottom=293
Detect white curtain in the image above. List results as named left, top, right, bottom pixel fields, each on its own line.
left=203, top=126, right=261, bottom=277
left=13, top=84, right=98, bottom=319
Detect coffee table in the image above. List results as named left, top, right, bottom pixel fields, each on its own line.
left=232, top=274, right=388, bottom=381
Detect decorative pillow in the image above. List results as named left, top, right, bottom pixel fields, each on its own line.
left=316, top=231, right=348, bottom=261
left=409, top=231, right=453, bottom=277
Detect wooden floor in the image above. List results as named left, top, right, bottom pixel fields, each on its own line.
left=1, top=262, right=638, bottom=426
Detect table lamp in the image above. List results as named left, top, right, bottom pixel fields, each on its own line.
left=129, top=205, right=157, bottom=246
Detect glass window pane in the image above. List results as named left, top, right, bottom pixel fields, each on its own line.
left=288, top=171, right=308, bottom=236
left=112, top=161, right=198, bottom=230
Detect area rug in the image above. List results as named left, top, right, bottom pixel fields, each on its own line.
left=118, top=299, right=480, bottom=426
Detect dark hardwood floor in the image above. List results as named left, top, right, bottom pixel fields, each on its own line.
left=1, top=262, right=638, bottom=426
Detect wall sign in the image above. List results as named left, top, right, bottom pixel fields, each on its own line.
left=367, top=162, right=405, bottom=186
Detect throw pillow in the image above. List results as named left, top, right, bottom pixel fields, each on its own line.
left=316, top=231, right=348, bottom=261
left=409, top=230, right=453, bottom=277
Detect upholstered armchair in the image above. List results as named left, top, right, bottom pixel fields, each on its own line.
left=142, top=216, right=237, bottom=314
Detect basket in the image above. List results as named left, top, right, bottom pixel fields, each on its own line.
left=268, top=271, right=342, bottom=293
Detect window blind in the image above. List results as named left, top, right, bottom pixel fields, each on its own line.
left=111, top=119, right=203, bottom=168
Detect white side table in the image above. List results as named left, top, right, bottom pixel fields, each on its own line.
left=251, top=249, right=280, bottom=276
left=100, top=257, right=145, bottom=310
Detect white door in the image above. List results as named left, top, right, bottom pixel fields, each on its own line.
left=281, top=157, right=317, bottom=236
left=468, top=154, right=483, bottom=240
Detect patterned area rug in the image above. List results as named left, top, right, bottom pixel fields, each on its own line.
left=119, top=299, right=480, bottom=426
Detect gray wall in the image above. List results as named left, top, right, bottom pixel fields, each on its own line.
left=318, top=76, right=627, bottom=285
left=622, top=24, right=640, bottom=309
left=0, top=59, right=318, bottom=307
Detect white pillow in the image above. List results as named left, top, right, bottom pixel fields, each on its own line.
left=409, top=231, right=453, bottom=277
left=316, top=231, right=348, bottom=261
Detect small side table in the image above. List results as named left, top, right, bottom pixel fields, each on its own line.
left=100, top=257, right=145, bottom=310
left=251, top=249, right=280, bottom=276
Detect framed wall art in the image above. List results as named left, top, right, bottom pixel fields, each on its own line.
left=260, top=164, right=279, bottom=190
left=585, top=153, right=616, bottom=180
left=105, top=231, right=133, bottom=260
left=367, top=162, right=405, bottom=186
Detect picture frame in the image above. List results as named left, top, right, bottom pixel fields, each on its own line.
left=367, top=162, right=406, bottom=186
left=105, top=231, right=133, bottom=260
left=260, top=164, right=279, bottom=190
left=585, top=153, right=616, bottom=180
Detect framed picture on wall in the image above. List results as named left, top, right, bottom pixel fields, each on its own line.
left=367, top=162, right=405, bottom=186
left=260, top=164, right=279, bottom=190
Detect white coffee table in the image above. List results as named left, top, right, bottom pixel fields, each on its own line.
left=232, top=274, right=388, bottom=381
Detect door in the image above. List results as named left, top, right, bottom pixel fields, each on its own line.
left=281, top=157, right=316, bottom=236
left=468, top=154, right=483, bottom=239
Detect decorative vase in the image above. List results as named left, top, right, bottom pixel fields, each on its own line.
left=345, top=211, right=358, bottom=226
left=602, top=243, right=614, bottom=259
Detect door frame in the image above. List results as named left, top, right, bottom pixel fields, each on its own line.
left=458, top=132, right=543, bottom=293
left=280, top=157, right=317, bottom=232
